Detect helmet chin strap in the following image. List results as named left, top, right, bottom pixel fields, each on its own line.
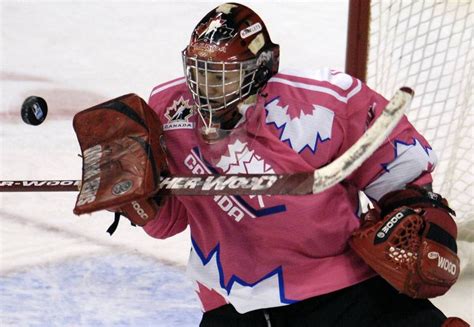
left=197, top=94, right=258, bottom=139
left=196, top=107, right=227, bottom=144
left=197, top=106, right=217, bottom=136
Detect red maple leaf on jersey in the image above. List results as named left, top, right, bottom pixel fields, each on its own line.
left=166, top=98, right=193, bottom=122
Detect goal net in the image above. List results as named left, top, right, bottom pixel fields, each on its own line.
left=346, top=0, right=473, bottom=244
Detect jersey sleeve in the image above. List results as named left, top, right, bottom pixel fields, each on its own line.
left=339, top=82, right=437, bottom=200
left=143, top=194, right=189, bottom=239
left=142, top=83, right=190, bottom=239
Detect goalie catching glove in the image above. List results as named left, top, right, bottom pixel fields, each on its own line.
left=349, top=185, right=460, bottom=298
left=73, top=94, right=167, bottom=230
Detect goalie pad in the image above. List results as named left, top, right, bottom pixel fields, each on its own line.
left=73, top=94, right=167, bottom=215
left=349, top=185, right=460, bottom=298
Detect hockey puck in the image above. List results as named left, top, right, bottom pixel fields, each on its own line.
left=21, top=96, right=48, bottom=126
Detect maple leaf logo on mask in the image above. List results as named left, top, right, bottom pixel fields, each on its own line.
left=197, top=16, right=235, bottom=44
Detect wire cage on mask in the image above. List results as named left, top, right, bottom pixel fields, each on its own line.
left=182, top=54, right=259, bottom=114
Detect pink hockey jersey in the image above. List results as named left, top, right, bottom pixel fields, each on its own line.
left=144, top=68, right=437, bottom=313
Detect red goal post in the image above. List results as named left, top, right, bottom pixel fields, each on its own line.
left=345, top=0, right=370, bottom=83
left=345, top=0, right=473, bottom=242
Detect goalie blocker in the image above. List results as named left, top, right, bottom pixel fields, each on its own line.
left=73, top=94, right=167, bottom=227
left=350, top=185, right=460, bottom=299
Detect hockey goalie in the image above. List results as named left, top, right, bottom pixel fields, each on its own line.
left=72, top=2, right=468, bottom=326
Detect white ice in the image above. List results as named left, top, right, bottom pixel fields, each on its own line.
left=0, top=1, right=472, bottom=326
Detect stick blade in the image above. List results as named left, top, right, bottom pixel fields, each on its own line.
left=312, top=87, right=414, bottom=193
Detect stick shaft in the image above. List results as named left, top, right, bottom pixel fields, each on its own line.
left=0, top=174, right=314, bottom=195
left=0, top=180, right=81, bottom=192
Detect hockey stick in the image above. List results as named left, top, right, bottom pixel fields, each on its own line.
left=0, top=87, right=413, bottom=195
left=0, top=180, right=81, bottom=192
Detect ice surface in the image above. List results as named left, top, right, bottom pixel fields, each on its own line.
left=1, top=1, right=471, bottom=326
left=0, top=254, right=201, bottom=326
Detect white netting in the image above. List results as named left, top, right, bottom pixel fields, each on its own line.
left=365, top=0, right=473, bottom=238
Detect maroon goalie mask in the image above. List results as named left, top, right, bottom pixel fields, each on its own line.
left=182, top=2, right=279, bottom=142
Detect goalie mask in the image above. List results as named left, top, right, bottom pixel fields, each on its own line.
left=182, top=2, right=279, bottom=142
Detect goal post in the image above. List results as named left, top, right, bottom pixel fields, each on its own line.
left=345, top=0, right=370, bottom=82
left=345, top=0, right=473, bottom=234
